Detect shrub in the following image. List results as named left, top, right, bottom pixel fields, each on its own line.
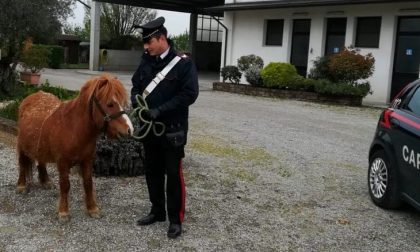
left=289, top=76, right=317, bottom=92
left=245, top=66, right=263, bottom=87
left=44, top=45, right=64, bottom=69
left=308, top=56, right=332, bottom=81
left=328, top=48, right=375, bottom=84
left=260, top=62, right=299, bottom=88
left=21, top=46, right=50, bottom=73
left=309, top=47, right=375, bottom=85
left=314, top=79, right=372, bottom=97
left=237, top=54, right=264, bottom=72
left=221, top=65, right=241, bottom=84
left=95, top=134, right=145, bottom=176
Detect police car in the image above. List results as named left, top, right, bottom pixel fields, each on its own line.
left=368, top=79, right=420, bottom=210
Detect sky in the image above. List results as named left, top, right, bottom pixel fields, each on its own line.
left=66, top=1, right=190, bottom=36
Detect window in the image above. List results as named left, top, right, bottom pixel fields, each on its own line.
left=355, top=17, right=381, bottom=48
left=406, top=87, right=420, bottom=117
left=325, top=18, right=347, bottom=55
left=197, top=15, right=223, bottom=42
left=265, top=19, right=284, bottom=46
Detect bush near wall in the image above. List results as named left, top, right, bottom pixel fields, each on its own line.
left=245, top=66, right=264, bottom=87
left=221, top=65, right=241, bottom=84
left=237, top=54, right=264, bottom=72
left=308, top=47, right=374, bottom=97
left=314, top=80, right=372, bottom=97
left=260, top=62, right=300, bottom=89
left=237, top=55, right=265, bottom=87
left=33, top=45, right=64, bottom=69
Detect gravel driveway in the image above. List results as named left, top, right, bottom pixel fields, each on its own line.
left=1, top=90, right=420, bottom=251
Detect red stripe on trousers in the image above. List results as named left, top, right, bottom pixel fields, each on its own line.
left=179, top=160, right=186, bottom=223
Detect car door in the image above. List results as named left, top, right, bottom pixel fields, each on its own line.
left=393, top=85, right=420, bottom=204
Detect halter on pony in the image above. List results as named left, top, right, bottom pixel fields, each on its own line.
left=91, top=96, right=127, bottom=134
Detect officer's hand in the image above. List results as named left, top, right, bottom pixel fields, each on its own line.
left=143, top=108, right=160, bottom=121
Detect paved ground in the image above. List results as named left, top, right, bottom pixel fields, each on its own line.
left=1, top=70, right=420, bottom=251
left=40, top=69, right=218, bottom=92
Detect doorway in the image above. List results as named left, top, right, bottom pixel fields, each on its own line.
left=391, top=16, right=420, bottom=100
left=290, top=19, right=311, bottom=77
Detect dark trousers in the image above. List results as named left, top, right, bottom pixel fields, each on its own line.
left=143, top=142, right=186, bottom=224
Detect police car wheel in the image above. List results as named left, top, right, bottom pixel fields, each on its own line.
left=368, top=150, right=401, bottom=209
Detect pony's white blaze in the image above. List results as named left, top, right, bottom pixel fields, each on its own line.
left=119, top=102, right=134, bottom=135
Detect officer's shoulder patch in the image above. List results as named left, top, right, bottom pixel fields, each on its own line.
left=177, top=53, right=189, bottom=59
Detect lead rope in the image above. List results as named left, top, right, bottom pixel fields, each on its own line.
left=129, top=94, right=165, bottom=140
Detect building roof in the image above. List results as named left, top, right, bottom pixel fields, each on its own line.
left=205, top=0, right=420, bottom=12
left=57, top=34, right=81, bottom=41
left=94, top=0, right=224, bottom=14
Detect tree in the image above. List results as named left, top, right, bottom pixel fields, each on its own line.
left=63, top=24, right=90, bottom=41
left=69, top=2, right=156, bottom=49
left=101, top=3, right=156, bottom=49
left=170, top=30, right=190, bottom=53
left=0, top=0, right=75, bottom=93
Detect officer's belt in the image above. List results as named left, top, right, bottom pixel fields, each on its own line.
left=142, top=55, right=182, bottom=98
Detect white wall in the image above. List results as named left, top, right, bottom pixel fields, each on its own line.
left=222, top=2, right=420, bottom=105
left=101, top=49, right=143, bottom=71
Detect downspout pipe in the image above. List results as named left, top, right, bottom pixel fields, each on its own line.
left=211, top=16, right=228, bottom=68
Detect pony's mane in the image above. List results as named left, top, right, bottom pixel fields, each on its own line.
left=79, top=74, right=128, bottom=106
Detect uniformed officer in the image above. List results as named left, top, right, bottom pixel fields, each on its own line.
left=131, top=17, right=199, bottom=239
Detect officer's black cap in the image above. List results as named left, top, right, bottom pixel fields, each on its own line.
left=134, top=17, right=166, bottom=43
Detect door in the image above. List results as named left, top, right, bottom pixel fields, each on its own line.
left=391, top=17, right=420, bottom=100
left=290, top=19, right=311, bottom=77
left=325, top=18, right=347, bottom=55
left=393, top=86, right=420, bottom=204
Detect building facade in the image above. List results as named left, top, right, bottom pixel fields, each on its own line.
left=217, top=1, right=420, bottom=105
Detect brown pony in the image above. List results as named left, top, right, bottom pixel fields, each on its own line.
left=16, top=74, right=133, bottom=221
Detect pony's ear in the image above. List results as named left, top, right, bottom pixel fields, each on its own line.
left=97, top=77, right=109, bottom=90
left=79, top=78, right=95, bottom=101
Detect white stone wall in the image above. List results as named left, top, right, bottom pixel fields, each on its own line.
left=222, top=1, right=420, bottom=105
left=101, top=49, right=143, bottom=71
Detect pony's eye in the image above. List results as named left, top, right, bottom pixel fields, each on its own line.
left=107, top=103, right=114, bottom=108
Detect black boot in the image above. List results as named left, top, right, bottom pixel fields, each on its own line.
left=137, top=213, right=166, bottom=226
left=167, top=223, right=182, bottom=238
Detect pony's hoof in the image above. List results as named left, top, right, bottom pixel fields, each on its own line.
left=16, top=185, right=27, bottom=194
left=89, top=212, right=101, bottom=219
left=58, top=212, right=70, bottom=223
left=88, top=209, right=101, bottom=219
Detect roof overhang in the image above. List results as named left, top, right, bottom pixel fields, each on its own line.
left=205, top=0, right=420, bottom=12
left=94, top=0, right=223, bottom=15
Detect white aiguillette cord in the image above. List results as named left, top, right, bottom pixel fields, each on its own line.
left=142, top=55, right=181, bottom=98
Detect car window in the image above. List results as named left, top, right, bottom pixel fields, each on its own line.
left=406, top=86, right=420, bottom=117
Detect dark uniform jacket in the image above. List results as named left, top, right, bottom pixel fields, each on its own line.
left=131, top=44, right=199, bottom=145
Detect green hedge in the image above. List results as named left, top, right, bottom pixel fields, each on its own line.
left=261, top=62, right=299, bottom=88
left=33, top=44, right=64, bottom=69
left=0, top=82, right=78, bottom=121
left=313, top=79, right=372, bottom=97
